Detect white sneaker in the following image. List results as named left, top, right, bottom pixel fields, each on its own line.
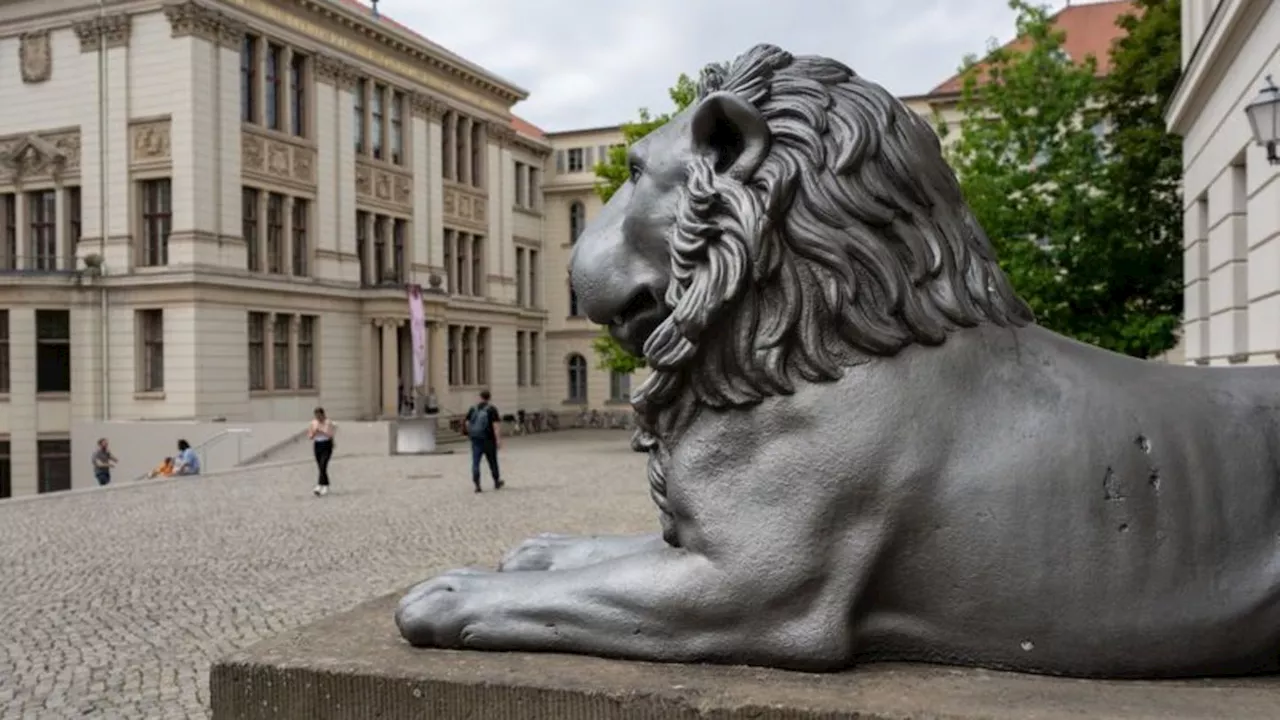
left=313, top=485, right=328, bottom=496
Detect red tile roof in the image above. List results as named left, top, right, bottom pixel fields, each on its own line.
left=511, top=116, right=546, bottom=139
left=928, top=0, right=1137, bottom=96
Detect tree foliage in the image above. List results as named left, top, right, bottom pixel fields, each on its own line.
left=938, top=0, right=1182, bottom=358
left=589, top=74, right=698, bottom=373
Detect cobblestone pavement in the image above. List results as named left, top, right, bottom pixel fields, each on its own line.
left=0, top=431, right=652, bottom=719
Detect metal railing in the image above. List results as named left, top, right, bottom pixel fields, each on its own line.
left=195, top=428, right=253, bottom=473
left=0, top=254, right=81, bottom=275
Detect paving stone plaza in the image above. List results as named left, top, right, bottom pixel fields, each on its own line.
left=0, top=431, right=652, bottom=719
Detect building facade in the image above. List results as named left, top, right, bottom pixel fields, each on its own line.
left=0, top=0, right=568, bottom=498
left=1167, top=0, right=1280, bottom=366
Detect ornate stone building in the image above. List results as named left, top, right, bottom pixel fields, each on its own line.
left=0, top=0, right=557, bottom=497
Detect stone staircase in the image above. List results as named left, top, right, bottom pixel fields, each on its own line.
left=241, top=417, right=469, bottom=467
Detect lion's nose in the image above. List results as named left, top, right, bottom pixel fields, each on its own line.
left=569, top=232, right=628, bottom=325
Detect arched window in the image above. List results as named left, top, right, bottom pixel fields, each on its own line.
left=567, top=353, right=588, bottom=403
left=569, top=201, right=585, bottom=243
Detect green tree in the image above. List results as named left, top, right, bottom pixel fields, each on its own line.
left=589, top=73, right=698, bottom=373
left=939, top=0, right=1181, bottom=358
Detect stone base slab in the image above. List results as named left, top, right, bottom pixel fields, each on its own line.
left=211, top=590, right=1280, bottom=719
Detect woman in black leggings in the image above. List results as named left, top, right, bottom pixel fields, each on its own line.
left=308, top=407, right=336, bottom=496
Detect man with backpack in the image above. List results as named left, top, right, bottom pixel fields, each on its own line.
left=465, top=389, right=504, bottom=493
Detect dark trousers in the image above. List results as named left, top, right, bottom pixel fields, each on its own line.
left=314, top=439, right=334, bottom=486
left=470, top=438, right=500, bottom=488
left=95, top=469, right=111, bottom=487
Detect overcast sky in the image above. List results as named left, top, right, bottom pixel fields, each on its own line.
left=366, top=0, right=1077, bottom=132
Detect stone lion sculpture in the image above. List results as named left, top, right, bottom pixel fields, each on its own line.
left=396, top=43, right=1280, bottom=678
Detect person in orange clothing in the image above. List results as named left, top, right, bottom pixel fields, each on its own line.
left=146, top=457, right=175, bottom=479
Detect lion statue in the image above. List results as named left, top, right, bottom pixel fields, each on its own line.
left=396, top=43, right=1280, bottom=678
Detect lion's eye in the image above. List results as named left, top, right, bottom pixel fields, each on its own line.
left=629, top=162, right=644, bottom=183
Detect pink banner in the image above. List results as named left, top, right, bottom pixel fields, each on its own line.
left=408, top=284, right=426, bottom=388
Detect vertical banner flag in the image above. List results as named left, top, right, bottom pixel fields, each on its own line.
left=408, top=284, right=426, bottom=387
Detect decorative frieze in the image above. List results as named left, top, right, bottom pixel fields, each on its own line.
left=129, top=119, right=172, bottom=172
left=73, top=14, right=132, bottom=52
left=20, top=31, right=52, bottom=84
left=443, top=183, right=488, bottom=229
left=241, top=128, right=317, bottom=191
left=0, top=129, right=81, bottom=184
left=163, top=0, right=222, bottom=43
left=314, top=54, right=345, bottom=85
left=355, top=159, right=412, bottom=212
left=411, top=92, right=448, bottom=121
left=488, top=125, right=518, bottom=147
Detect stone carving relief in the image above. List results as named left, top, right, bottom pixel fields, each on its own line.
left=443, top=186, right=488, bottom=227
left=73, top=14, right=132, bottom=52
left=313, top=54, right=345, bottom=85
left=163, top=0, right=223, bottom=43
left=410, top=92, right=447, bottom=120
left=241, top=129, right=316, bottom=188
left=20, top=31, right=52, bottom=84
left=355, top=159, right=412, bottom=211
left=130, top=120, right=172, bottom=167
left=0, top=130, right=81, bottom=183
left=488, top=125, right=517, bottom=148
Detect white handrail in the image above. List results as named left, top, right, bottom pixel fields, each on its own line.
left=196, top=428, right=253, bottom=473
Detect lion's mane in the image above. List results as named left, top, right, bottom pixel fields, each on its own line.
left=633, top=44, right=1033, bottom=440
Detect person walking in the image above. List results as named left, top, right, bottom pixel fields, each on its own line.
left=91, top=438, right=117, bottom=487
left=308, top=407, right=337, bottom=497
left=465, top=389, right=503, bottom=493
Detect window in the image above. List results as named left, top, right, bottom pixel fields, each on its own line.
left=298, top=315, right=316, bottom=390
left=265, top=42, right=283, bottom=130
left=528, top=250, right=539, bottom=308
left=477, top=328, right=488, bottom=385
left=1, top=194, right=14, bottom=270
left=567, top=353, right=587, bottom=403
left=248, top=312, right=267, bottom=390
left=569, top=201, right=585, bottom=243
left=390, top=90, right=404, bottom=164
left=441, top=112, right=453, bottom=180
left=28, top=190, right=56, bottom=270
left=514, top=162, right=527, bottom=208
left=447, top=325, right=458, bottom=385
left=392, top=218, right=406, bottom=283
left=266, top=193, right=284, bottom=274
left=36, top=439, right=71, bottom=494
left=470, top=122, right=483, bottom=188
left=597, top=145, right=609, bottom=164
left=354, top=78, right=366, bottom=153
left=461, top=327, right=472, bottom=385
left=528, top=168, right=540, bottom=209
left=471, top=235, right=483, bottom=297
left=243, top=188, right=260, bottom=271
left=570, top=286, right=580, bottom=317
left=529, top=331, right=539, bottom=386
left=35, top=309, right=70, bottom=393
left=442, top=228, right=454, bottom=292
left=0, top=310, right=8, bottom=393
left=516, top=331, right=526, bottom=386
left=0, top=439, right=9, bottom=499
left=373, top=215, right=387, bottom=283
left=567, top=147, right=584, bottom=172
left=139, top=179, right=171, bottom=266
left=240, top=34, right=257, bottom=123
left=371, top=84, right=385, bottom=160
left=289, top=52, right=307, bottom=137
left=454, top=232, right=466, bottom=294
left=515, top=248, right=526, bottom=307
left=67, top=186, right=81, bottom=258
left=138, top=309, right=164, bottom=392
left=356, top=210, right=370, bottom=285
left=610, top=371, right=631, bottom=401
left=273, top=314, right=291, bottom=390
left=292, top=198, right=309, bottom=276
left=555, top=150, right=565, bottom=173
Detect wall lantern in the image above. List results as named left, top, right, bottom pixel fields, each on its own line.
left=1244, top=75, right=1280, bottom=165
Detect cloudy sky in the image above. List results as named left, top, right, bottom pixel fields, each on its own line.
left=364, top=0, right=1076, bottom=132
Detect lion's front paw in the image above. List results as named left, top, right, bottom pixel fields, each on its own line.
left=497, top=533, right=576, bottom=572
left=395, top=569, right=493, bottom=647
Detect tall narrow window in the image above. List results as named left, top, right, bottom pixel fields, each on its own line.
left=529, top=331, right=539, bottom=386
left=454, top=232, right=466, bottom=295
left=265, top=42, right=283, bottom=130
left=442, top=228, right=454, bottom=293
left=35, top=309, right=70, bottom=394
left=514, top=162, right=527, bottom=207
left=266, top=193, right=284, bottom=274
left=569, top=201, right=585, bottom=243
left=354, top=78, right=366, bottom=154
left=1, top=194, right=15, bottom=270
left=371, top=84, right=385, bottom=160
left=567, top=353, right=587, bottom=403
left=248, top=312, right=267, bottom=390
left=291, top=198, right=309, bottom=276
left=610, top=371, right=631, bottom=402
left=37, top=439, right=71, bottom=494
left=273, top=314, right=292, bottom=390
left=242, top=188, right=260, bottom=271
left=0, top=439, right=10, bottom=499
left=139, top=179, right=171, bottom=266
left=528, top=250, right=539, bottom=308
left=447, top=325, right=458, bottom=386
left=240, top=34, right=257, bottom=123
left=28, top=190, right=56, bottom=270
left=373, top=215, right=387, bottom=283
left=440, top=112, right=452, bottom=180
left=356, top=210, right=370, bottom=285
left=297, top=315, right=316, bottom=390
left=471, top=235, right=483, bottom=297
left=67, top=186, right=81, bottom=265
left=516, top=331, right=526, bottom=387
left=138, top=309, right=164, bottom=392
left=0, top=310, right=9, bottom=394
left=461, top=327, right=473, bottom=385
left=470, top=122, right=483, bottom=188
left=289, top=52, right=307, bottom=137
left=477, top=328, right=488, bottom=385
left=390, top=91, right=404, bottom=164
left=515, top=248, right=526, bottom=307
left=528, top=168, right=540, bottom=209
left=392, top=218, right=406, bottom=284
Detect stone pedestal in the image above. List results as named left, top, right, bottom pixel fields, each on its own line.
left=388, top=416, right=452, bottom=455
left=210, top=590, right=1280, bottom=720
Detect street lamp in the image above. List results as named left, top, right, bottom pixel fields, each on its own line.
left=1244, top=75, right=1280, bottom=165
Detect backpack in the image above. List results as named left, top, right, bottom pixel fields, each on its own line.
left=467, top=404, right=492, bottom=440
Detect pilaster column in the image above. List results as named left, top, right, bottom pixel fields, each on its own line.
left=460, top=231, right=471, bottom=295
left=361, top=211, right=375, bottom=284
left=14, top=194, right=27, bottom=269
left=281, top=45, right=293, bottom=133
left=429, top=321, right=447, bottom=393
left=459, top=116, right=472, bottom=186
left=379, top=317, right=403, bottom=417
left=257, top=191, right=268, bottom=272
left=443, top=112, right=456, bottom=181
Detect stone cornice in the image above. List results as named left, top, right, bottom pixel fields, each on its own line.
left=410, top=91, right=448, bottom=121
left=163, top=0, right=243, bottom=49
left=72, top=13, right=132, bottom=52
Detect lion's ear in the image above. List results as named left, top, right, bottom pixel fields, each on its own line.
left=690, top=91, right=770, bottom=182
